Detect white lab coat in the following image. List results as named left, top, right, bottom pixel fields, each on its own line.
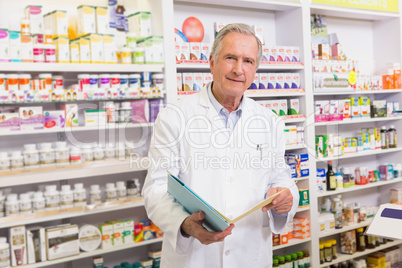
left=142, top=84, right=299, bottom=268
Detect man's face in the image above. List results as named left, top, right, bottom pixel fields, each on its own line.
left=210, top=32, right=258, bottom=98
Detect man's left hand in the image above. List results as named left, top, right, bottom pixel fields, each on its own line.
left=262, top=187, right=293, bottom=215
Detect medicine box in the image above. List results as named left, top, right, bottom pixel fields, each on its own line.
left=288, top=99, right=300, bottom=115
left=77, top=5, right=96, bottom=36
left=180, top=43, right=190, bottom=60
left=261, top=46, right=269, bottom=62
left=176, top=73, right=182, bottom=91
left=19, top=106, right=43, bottom=130
left=214, top=22, right=225, bottom=37
left=137, top=36, right=164, bottom=64
left=193, top=73, right=203, bottom=92
left=78, top=36, right=91, bottom=63
left=390, top=188, right=402, bottom=203
left=271, top=100, right=280, bottom=115
left=351, top=97, right=361, bottom=118
left=343, top=98, right=351, bottom=119
left=44, top=10, right=68, bottom=37
left=276, top=73, right=284, bottom=89
left=279, top=99, right=287, bottom=116
left=315, top=100, right=329, bottom=122
left=26, top=227, right=46, bottom=264
left=258, top=73, right=268, bottom=89
left=0, top=28, right=9, bottom=62
left=122, top=220, right=134, bottom=245
left=183, top=73, right=193, bottom=91
left=25, top=5, right=44, bottom=34
left=190, top=42, right=201, bottom=61
left=109, top=221, right=124, bottom=246
left=360, top=96, right=371, bottom=117
left=134, top=221, right=144, bottom=242
left=84, top=110, right=106, bottom=126
left=99, top=224, right=113, bottom=249
left=9, top=31, right=21, bottom=62
left=201, top=43, right=211, bottom=61
left=128, top=12, right=152, bottom=39
left=371, top=100, right=387, bottom=117
left=284, top=73, right=292, bottom=89
left=95, top=6, right=109, bottom=34
left=0, top=112, right=20, bottom=131
left=60, top=103, right=78, bottom=127
left=10, top=225, right=27, bottom=266
left=175, top=42, right=181, bottom=62
left=103, top=34, right=117, bottom=64
left=203, top=73, right=213, bottom=87
left=21, top=35, right=33, bottom=62
left=269, top=47, right=277, bottom=62
left=54, top=36, right=70, bottom=63
left=82, top=33, right=104, bottom=63
left=70, top=39, right=80, bottom=63
left=341, top=230, right=357, bottom=254
left=44, top=110, right=65, bottom=129
left=298, top=188, right=309, bottom=207
left=46, top=224, right=79, bottom=260
left=284, top=126, right=297, bottom=147
left=268, top=73, right=276, bottom=89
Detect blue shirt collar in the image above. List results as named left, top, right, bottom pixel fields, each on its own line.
left=207, top=82, right=244, bottom=116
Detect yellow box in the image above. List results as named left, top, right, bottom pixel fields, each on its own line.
left=95, top=6, right=109, bottom=34
left=368, top=253, right=386, bottom=268
left=44, top=10, right=68, bottom=37
left=82, top=33, right=104, bottom=63
left=53, top=36, right=70, bottom=63
left=103, top=34, right=117, bottom=64
left=78, top=36, right=91, bottom=63
left=77, top=5, right=96, bottom=36
left=70, top=39, right=79, bottom=63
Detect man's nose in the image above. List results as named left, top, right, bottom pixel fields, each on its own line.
left=232, top=60, right=243, bottom=75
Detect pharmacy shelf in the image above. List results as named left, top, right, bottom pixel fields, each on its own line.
left=319, top=220, right=373, bottom=239
left=175, top=0, right=301, bottom=12
left=0, top=123, right=154, bottom=137
left=0, top=198, right=145, bottom=229
left=0, top=97, right=163, bottom=106
left=294, top=176, right=310, bottom=182
left=314, top=89, right=402, bottom=96
left=297, top=206, right=310, bottom=213
left=285, top=144, right=306, bottom=150
left=273, top=237, right=312, bottom=251
left=317, top=178, right=402, bottom=198
left=282, top=115, right=306, bottom=124
left=316, top=147, right=402, bottom=162
left=0, top=62, right=164, bottom=73
left=310, top=4, right=399, bottom=21
left=315, top=116, right=402, bottom=126
left=0, top=158, right=149, bottom=187
left=23, top=237, right=164, bottom=268
left=245, top=89, right=306, bottom=98
left=176, top=62, right=304, bottom=71
left=319, top=240, right=402, bottom=268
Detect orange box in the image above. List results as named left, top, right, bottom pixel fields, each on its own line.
left=280, top=233, right=288, bottom=244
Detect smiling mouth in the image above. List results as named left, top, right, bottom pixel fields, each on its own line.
left=227, top=77, right=244, bottom=83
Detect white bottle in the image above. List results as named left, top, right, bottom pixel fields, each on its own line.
left=116, top=181, right=127, bottom=200
left=44, top=185, right=60, bottom=211
left=116, top=143, right=125, bottom=159
left=0, top=192, right=5, bottom=217
left=60, top=185, right=74, bottom=209
left=19, top=193, right=32, bottom=215
left=0, top=237, right=10, bottom=268
left=0, top=152, right=10, bottom=171
left=90, top=185, right=102, bottom=205
left=32, top=192, right=45, bottom=213
left=38, top=142, right=55, bottom=167
left=5, top=194, right=19, bottom=216
left=9, top=151, right=24, bottom=170
left=134, top=178, right=141, bottom=197
left=73, top=183, right=87, bottom=207
left=104, top=144, right=115, bottom=159
left=93, top=147, right=105, bottom=161
left=82, top=144, right=94, bottom=162
left=105, top=183, right=117, bottom=202
left=126, top=179, right=138, bottom=199
left=23, top=144, right=40, bottom=168
left=53, top=141, right=69, bottom=165
left=69, top=147, right=82, bottom=164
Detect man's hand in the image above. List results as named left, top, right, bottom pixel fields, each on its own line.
left=180, top=211, right=234, bottom=245
left=262, top=187, right=293, bottom=215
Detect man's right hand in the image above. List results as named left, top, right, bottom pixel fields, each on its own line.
left=180, top=211, right=234, bottom=245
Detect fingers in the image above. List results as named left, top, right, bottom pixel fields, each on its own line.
left=263, top=187, right=293, bottom=214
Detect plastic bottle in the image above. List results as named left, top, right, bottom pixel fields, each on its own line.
left=90, top=185, right=102, bottom=205
left=104, top=144, right=116, bottom=159
left=284, top=255, right=292, bottom=268
left=19, top=193, right=32, bottom=214
left=119, top=101, right=132, bottom=123
left=0, top=192, right=5, bottom=217
left=330, top=239, right=338, bottom=259
left=23, top=144, right=40, bottom=168
left=0, top=237, right=10, bottom=268
left=105, top=183, right=117, bottom=202
left=324, top=242, right=332, bottom=262
left=326, top=161, right=336, bottom=191
left=82, top=144, right=94, bottom=162
left=44, top=185, right=60, bottom=211
left=356, top=227, right=366, bottom=252
left=99, top=74, right=111, bottom=89
left=54, top=141, right=70, bottom=165
left=69, top=147, right=82, bottom=164
left=116, top=181, right=127, bottom=200
left=93, top=147, right=105, bottom=161
left=302, top=250, right=310, bottom=267
left=335, top=172, right=343, bottom=189
left=32, top=191, right=45, bottom=213
left=126, top=179, right=138, bottom=199
left=5, top=194, right=19, bottom=216
left=60, top=185, right=74, bottom=209
left=73, top=183, right=87, bottom=207
left=381, top=126, right=389, bottom=149
left=278, top=256, right=285, bottom=267
left=10, top=151, right=23, bottom=170
left=0, top=152, right=10, bottom=171
left=297, top=251, right=304, bottom=267
left=273, top=259, right=279, bottom=267
left=319, top=242, right=325, bottom=264
left=134, top=179, right=141, bottom=197
left=291, top=253, right=298, bottom=267
left=38, top=142, right=55, bottom=167
left=116, top=143, right=126, bottom=159
left=388, top=125, right=397, bottom=148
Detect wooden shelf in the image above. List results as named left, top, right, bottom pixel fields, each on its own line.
left=0, top=62, right=164, bottom=73
left=0, top=158, right=149, bottom=187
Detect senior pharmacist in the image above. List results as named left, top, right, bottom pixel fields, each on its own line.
left=142, top=23, right=299, bottom=267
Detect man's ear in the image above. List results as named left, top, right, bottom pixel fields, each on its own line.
left=209, top=54, right=214, bottom=75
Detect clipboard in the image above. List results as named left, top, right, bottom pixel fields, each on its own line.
left=167, top=172, right=290, bottom=232
left=365, top=203, right=402, bottom=240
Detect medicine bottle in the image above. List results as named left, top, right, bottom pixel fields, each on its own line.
left=152, top=73, right=164, bottom=89
left=119, top=101, right=132, bottom=123
left=105, top=183, right=117, bottom=202
left=335, top=172, right=343, bottom=189
left=134, top=179, right=141, bottom=197
left=116, top=181, right=127, bottom=200
left=278, top=256, right=285, bottom=266
left=297, top=251, right=304, bottom=268
left=104, top=145, right=116, bottom=159
left=273, top=259, right=279, bottom=267
left=54, top=141, right=69, bottom=165
left=60, top=185, right=74, bottom=209
left=365, top=233, right=376, bottom=249
left=73, top=183, right=87, bottom=207
left=38, top=142, right=55, bottom=167
left=326, top=161, right=336, bottom=191
left=121, top=47, right=132, bottom=64
left=319, top=242, right=325, bottom=264
left=104, top=102, right=116, bottom=124
left=291, top=253, right=298, bottom=267
left=99, top=74, right=111, bottom=88
left=388, top=125, right=397, bottom=148
left=23, top=144, right=40, bottom=168
left=32, top=192, right=45, bottom=213
left=19, top=193, right=32, bottom=215
left=116, top=143, right=125, bottom=159
left=0, top=237, right=10, bottom=268
left=324, top=242, right=332, bottom=262
left=90, top=185, right=102, bottom=205
left=5, top=194, right=19, bottom=216
left=69, top=147, right=82, bottom=164
left=0, top=152, right=10, bottom=171
left=93, top=147, right=105, bottom=161
left=330, top=239, right=337, bottom=259
left=21, top=19, right=30, bottom=35
left=44, top=185, right=60, bottom=211
left=0, top=192, right=5, bottom=217
left=356, top=227, right=366, bottom=252
left=381, top=126, right=389, bottom=149
left=284, top=255, right=292, bottom=268
left=82, top=144, right=94, bottom=162
left=10, top=151, right=23, bottom=170
left=302, top=250, right=311, bottom=267
left=126, top=179, right=138, bottom=199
